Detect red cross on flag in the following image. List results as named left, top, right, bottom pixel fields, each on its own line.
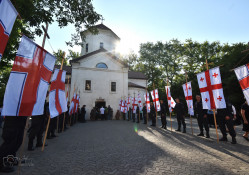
left=150, top=89, right=160, bottom=111
left=132, top=97, right=138, bottom=114
left=126, top=97, right=131, bottom=109
left=137, top=93, right=143, bottom=111
left=74, top=94, right=80, bottom=113
left=123, top=100, right=128, bottom=113
left=165, top=86, right=176, bottom=113
left=0, top=0, right=18, bottom=62
left=234, top=63, right=249, bottom=104
left=182, top=82, right=194, bottom=115
left=197, top=67, right=226, bottom=109
left=2, top=36, right=56, bottom=116
left=121, top=100, right=125, bottom=112
left=119, top=99, right=122, bottom=111
left=49, top=69, right=67, bottom=118
left=144, top=92, right=150, bottom=113
left=69, top=93, right=76, bottom=115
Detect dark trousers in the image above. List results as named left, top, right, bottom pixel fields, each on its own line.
left=143, top=113, right=147, bottom=124
left=48, top=117, right=56, bottom=136
left=0, top=116, right=27, bottom=168
left=123, top=113, right=126, bottom=120
left=161, top=114, right=167, bottom=127
left=197, top=114, right=209, bottom=133
left=28, top=116, right=45, bottom=148
left=58, top=114, right=64, bottom=132
left=132, top=113, right=135, bottom=122
left=151, top=115, right=156, bottom=126
left=177, top=115, right=186, bottom=130
left=218, top=116, right=236, bottom=138
left=101, top=114, right=105, bottom=120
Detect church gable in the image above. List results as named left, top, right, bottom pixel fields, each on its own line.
left=72, top=49, right=127, bottom=71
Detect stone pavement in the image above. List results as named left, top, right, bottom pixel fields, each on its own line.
left=1, top=117, right=249, bottom=175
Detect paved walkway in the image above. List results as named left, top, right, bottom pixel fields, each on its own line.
left=1, top=117, right=249, bottom=175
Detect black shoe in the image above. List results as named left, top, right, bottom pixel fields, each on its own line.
left=206, top=133, right=210, bottom=138
left=183, top=129, right=186, bottom=133
left=143, top=123, right=147, bottom=124
left=164, top=127, right=167, bottom=130
left=150, top=124, right=156, bottom=127
left=36, top=143, right=47, bottom=147
left=161, top=126, right=164, bottom=128
left=0, top=166, right=15, bottom=173
left=47, top=136, right=52, bottom=139
left=231, top=137, right=237, bottom=144
left=219, top=137, right=228, bottom=141
left=51, top=135, right=57, bottom=138
left=175, top=129, right=181, bottom=132
left=197, top=133, right=204, bottom=137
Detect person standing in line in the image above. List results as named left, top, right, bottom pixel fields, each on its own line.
left=194, top=95, right=209, bottom=138
left=241, top=101, right=249, bottom=141
left=174, top=98, right=186, bottom=133
left=150, top=102, right=156, bottom=127
left=143, top=103, right=147, bottom=124
left=100, top=106, right=105, bottom=120
left=160, top=100, right=167, bottom=129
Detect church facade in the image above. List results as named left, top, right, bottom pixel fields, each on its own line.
left=59, top=24, right=147, bottom=119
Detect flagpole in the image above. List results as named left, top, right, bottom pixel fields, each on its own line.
left=57, top=53, right=65, bottom=133
left=146, top=80, right=149, bottom=125
left=153, top=83, right=157, bottom=126
left=138, top=91, right=140, bottom=123
left=62, top=75, right=69, bottom=132
left=205, top=59, right=219, bottom=143
left=167, top=79, right=173, bottom=131
left=185, top=71, right=193, bottom=135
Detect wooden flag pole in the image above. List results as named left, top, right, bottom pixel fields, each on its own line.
left=153, top=83, right=157, bottom=126
left=57, top=53, right=66, bottom=133
left=167, top=79, right=173, bottom=131
left=185, top=71, right=193, bottom=135
left=205, top=59, right=219, bottom=143
left=146, top=80, right=149, bottom=125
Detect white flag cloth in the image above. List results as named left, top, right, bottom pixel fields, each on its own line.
left=132, top=97, right=138, bottom=113
left=121, top=100, right=125, bottom=112
left=119, top=99, right=122, bottom=111
left=124, top=100, right=128, bottom=113
left=234, top=63, right=249, bottom=104
left=182, top=82, right=194, bottom=116
left=0, top=0, right=18, bottom=62
left=74, top=94, right=80, bottom=113
left=49, top=69, right=67, bottom=118
left=69, top=93, right=76, bottom=115
left=150, top=89, right=160, bottom=111
left=137, top=93, right=143, bottom=111
left=2, top=36, right=56, bottom=116
left=126, top=97, right=131, bottom=109
left=197, top=67, right=226, bottom=109
left=144, top=92, right=150, bottom=112
left=165, top=86, right=176, bottom=113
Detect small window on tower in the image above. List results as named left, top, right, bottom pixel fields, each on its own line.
left=100, top=42, right=104, bottom=49
left=111, top=82, right=116, bottom=92
left=85, top=80, right=91, bottom=91
left=86, top=43, right=88, bottom=53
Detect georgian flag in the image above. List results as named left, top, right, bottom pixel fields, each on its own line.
left=234, top=63, right=249, bottom=104
left=150, top=89, right=161, bottom=111
left=126, top=97, right=131, bottom=109
left=0, top=0, right=18, bottom=62
left=49, top=69, right=67, bottom=118
left=132, top=97, right=138, bottom=114
left=144, top=92, right=150, bottom=113
left=119, top=99, right=122, bottom=111
left=123, top=100, right=128, bottom=113
left=2, top=36, right=56, bottom=116
left=137, top=93, right=143, bottom=111
left=74, top=94, right=80, bottom=113
left=165, top=86, right=176, bottom=113
left=66, top=82, right=69, bottom=103
left=182, top=82, right=194, bottom=116
left=69, top=93, right=76, bottom=115
left=121, top=100, right=125, bottom=112
left=197, top=67, right=226, bottom=109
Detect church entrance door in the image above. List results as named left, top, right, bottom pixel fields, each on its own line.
left=95, top=101, right=106, bottom=109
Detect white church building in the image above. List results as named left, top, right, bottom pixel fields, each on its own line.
left=58, top=24, right=147, bottom=119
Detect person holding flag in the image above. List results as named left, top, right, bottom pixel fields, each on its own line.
left=159, top=100, right=167, bottom=130
left=174, top=98, right=186, bottom=133
left=194, top=95, right=209, bottom=138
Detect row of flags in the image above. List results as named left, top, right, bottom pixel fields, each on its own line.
left=0, top=0, right=80, bottom=118
left=119, top=65, right=249, bottom=115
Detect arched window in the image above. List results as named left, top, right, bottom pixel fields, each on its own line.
left=96, top=63, right=108, bottom=69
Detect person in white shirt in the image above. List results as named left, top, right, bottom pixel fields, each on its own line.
left=100, top=107, right=105, bottom=120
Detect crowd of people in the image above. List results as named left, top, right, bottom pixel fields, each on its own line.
left=121, top=95, right=249, bottom=145
left=90, top=105, right=113, bottom=120
left=0, top=102, right=86, bottom=173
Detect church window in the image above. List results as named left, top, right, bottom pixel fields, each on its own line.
left=111, top=82, right=116, bottom=92
left=100, top=42, right=104, bottom=49
left=85, top=80, right=91, bottom=90
left=96, top=63, right=108, bottom=69
left=86, top=43, right=88, bottom=53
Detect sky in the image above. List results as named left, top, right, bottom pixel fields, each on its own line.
left=35, top=0, right=249, bottom=56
